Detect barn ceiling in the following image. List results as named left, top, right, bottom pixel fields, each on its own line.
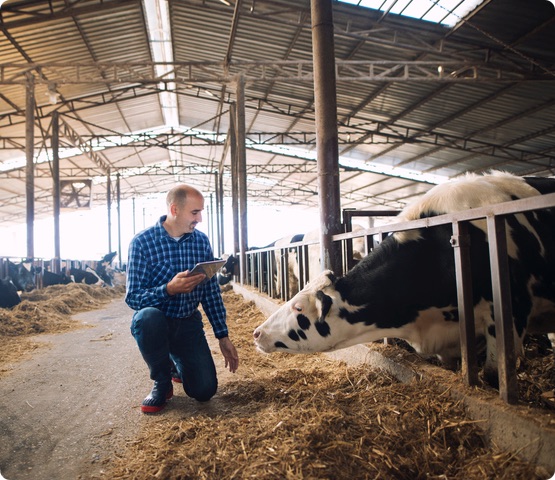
left=1, top=0, right=555, bottom=227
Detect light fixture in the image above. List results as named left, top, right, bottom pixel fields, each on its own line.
left=219, top=0, right=231, bottom=5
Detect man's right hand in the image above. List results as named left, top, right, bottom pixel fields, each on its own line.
left=166, top=271, right=206, bottom=295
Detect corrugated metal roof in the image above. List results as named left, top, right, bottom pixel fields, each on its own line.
left=0, top=0, right=554, bottom=228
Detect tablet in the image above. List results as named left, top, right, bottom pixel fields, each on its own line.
left=189, top=260, right=226, bottom=282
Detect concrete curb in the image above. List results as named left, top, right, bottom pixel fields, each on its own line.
left=232, top=282, right=555, bottom=474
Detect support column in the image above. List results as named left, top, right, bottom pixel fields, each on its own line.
left=25, top=74, right=35, bottom=259
left=116, top=173, right=122, bottom=265
left=229, top=105, right=239, bottom=257
left=235, top=77, right=249, bottom=283
left=107, top=170, right=112, bottom=253
left=52, top=111, right=61, bottom=272
left=311, top=0, right=342, bottom=275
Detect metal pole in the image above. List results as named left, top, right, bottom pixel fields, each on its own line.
left=52, top=111, right=61, bottom=272
left=236, top=74, right=249, bottom=283
left=311, top=0, right=342, bottom=275
left=229, top=104, right=240, bottom=255
left=25, top=73, right=35, bottom=259
left=116, top=173, right=122, bottom=265
left=107, top=170, right=112, bottom=253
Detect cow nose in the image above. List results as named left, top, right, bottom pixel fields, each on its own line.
left=253, top=329, right=260, bottom=340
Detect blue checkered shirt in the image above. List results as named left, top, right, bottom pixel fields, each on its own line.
left=125, top=215, right=228, bottom=339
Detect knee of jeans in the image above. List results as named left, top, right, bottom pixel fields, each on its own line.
left=186, top=382, right=217, bottom=402
left=132, top=307, right=166, bottom=336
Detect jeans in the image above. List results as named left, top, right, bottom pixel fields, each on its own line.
left=131, top=307, right=218, bottom=402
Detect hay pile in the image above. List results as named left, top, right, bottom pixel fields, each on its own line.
left=103, top=292, right=549, bottom=480
left=0, top=283, right=125, bottom=371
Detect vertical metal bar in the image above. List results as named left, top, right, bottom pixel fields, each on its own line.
left=116, top=173, right=122, bottom=265
left=52, top=111, right=61, bottom=273
left=229, top=104, right=239, bottom=257
left=25, top=73, right=35, bottom=259
left=107, top=170, right=112, bottom=253
left=487, top=215, right=518, bottom=404
left=311, top=0, right=342, bottom=276
left=236, top=74, right=248, bottom=284
left=451, top=221, right=479, bottom=385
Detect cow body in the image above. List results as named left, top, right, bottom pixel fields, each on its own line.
left=0, top=278, right=21, bottom=308
left=42, top=270, right=74, bottom=287
left=253, top=172, right=555, bottom=384
left=63, top=266, right=105, bottom=285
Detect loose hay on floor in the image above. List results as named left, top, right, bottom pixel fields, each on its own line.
left=104, top=291, right=549, bottom=480
left=0, top=283, right=125, bottom=373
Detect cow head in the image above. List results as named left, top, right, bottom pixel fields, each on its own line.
left=253, top=270, right=366, bottom=354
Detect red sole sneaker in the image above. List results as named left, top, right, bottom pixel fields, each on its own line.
left=172, top=376, right=182, bottom=383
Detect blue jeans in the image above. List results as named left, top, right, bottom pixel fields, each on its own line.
left=131, top=307, right=217, bottom=402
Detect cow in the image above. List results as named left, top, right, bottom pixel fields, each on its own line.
left=253, top=172, right=555, bottom=386
left=41, top=269, right=74, bottom=287
left=0, top=278, right=21, bottom=308
left=7, top=260, right=36, bottom=292
left=217, top=254, right=239, bottom=286
left=62, top=266, right=105, bottom=285
left=94, top=252, right=118, bottom=286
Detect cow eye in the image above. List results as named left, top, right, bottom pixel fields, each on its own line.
left=292, top=303, right=302, bottom=312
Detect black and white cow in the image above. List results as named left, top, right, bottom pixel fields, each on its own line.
left=62, top=266, right=105, bottom=285
left=217, top=254, right=240, bottom=286
left=7, top=260, right=36, bottom=292
left=253, top=172, right=555, bottom=385
left=0, top=278, right=21, bottom=308
left=42, top=269, right=74, bottom=287
left=94, top=252, right=118, bottom=286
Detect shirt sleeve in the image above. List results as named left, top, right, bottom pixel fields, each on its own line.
left=198, top=240, right=229, bottom=339
left=125, top=236, right=169, bottom=311
left=201, top=274, right=229, bottom=339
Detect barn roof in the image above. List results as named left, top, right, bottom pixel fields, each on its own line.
left=1, top=0, right=554, bottom=225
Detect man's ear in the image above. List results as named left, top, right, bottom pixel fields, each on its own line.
left=169, top=203, right=178, bottom=216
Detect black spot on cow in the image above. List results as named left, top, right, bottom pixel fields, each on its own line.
left=488, top=324, right=496, bottom=338
left=274, top=341, right=288, bottom=349
left=297, top=329, right=307, bottom=340
left=288, top=329, right=300, bottom=342
left=442, top=309, right=459, bottom=322
left=297, top=314, right=310, bottom=330
left=315, top=320, right=331, bottom=337
left=316, top=290, right=332, bottom=322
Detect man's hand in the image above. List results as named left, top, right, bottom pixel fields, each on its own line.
left=166, top=270, right=206, bottom=295
left=219, top=337, right=239, bottom=373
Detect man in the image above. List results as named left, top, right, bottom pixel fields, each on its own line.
left=126, top=184, right=239, bottom=413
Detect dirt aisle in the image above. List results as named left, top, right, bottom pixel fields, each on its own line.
left=0, top=298, right=234, bottom=480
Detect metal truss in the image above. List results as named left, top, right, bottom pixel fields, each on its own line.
left=0, top=60, right=549, bottom=87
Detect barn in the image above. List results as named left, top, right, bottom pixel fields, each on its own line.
left=1, top=0, right=555, bottom=478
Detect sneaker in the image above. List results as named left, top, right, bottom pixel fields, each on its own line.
left=141, top=382, right=173, bottom=414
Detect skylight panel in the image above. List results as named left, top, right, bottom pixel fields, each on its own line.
left=340, top=0, right=486, bottom=27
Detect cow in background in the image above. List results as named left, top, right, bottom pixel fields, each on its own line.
left=217, top=254, right=239, bottom=286
left=94, top=252, right=118, bottom=286
left=62, top=266, right=105, bottom=285
left=0, top=278, right=21, bottom=308
left=41, top=269, right=74, bottom=287
left=7, top=260, right=35, bottom=292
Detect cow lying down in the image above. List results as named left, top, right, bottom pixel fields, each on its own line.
left=253, top=172, right=555, bottom=386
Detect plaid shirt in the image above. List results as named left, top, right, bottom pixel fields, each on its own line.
left=125, top=215, right=228, bottom=339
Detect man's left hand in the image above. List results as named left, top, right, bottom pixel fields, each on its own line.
left=219, top=337, right=239, bottom=373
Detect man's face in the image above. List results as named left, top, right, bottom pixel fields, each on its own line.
left=175, top=193, right=204, bottom=234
